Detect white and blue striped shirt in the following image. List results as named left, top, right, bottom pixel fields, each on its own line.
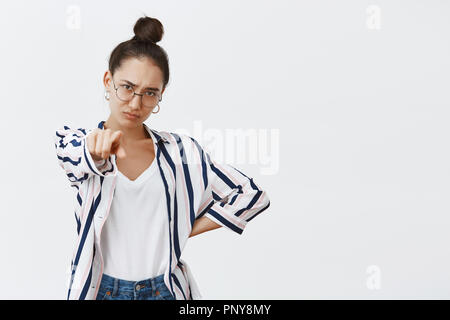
left=54, top=120, right=271, bottom=300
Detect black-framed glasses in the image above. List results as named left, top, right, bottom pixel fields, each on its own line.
left=111, top=78, right=162, bottom=108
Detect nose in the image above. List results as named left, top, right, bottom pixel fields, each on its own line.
left=128, top=93, right=142, bottom=109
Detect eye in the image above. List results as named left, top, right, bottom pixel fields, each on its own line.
left=121, top=84, right=133, bottom=91
left=145, top=91, right=156, bottom=96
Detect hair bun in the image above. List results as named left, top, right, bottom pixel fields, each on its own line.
left=132, top=16, right=164, bottom=43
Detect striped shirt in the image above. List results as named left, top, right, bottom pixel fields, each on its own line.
left=54, top=120, right=271, bottom=300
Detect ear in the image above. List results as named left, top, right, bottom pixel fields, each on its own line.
left=103, top=70, right=112, bottom=90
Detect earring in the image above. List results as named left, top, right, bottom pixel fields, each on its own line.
left=104, top=91, right=110, bottom=101
left=152, top=104, right=160, bottom=114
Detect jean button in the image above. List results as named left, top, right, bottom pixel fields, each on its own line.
left=136, top=284, right=141, bottom=291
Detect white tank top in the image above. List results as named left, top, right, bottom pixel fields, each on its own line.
left=100, top=138, right=169, bottom=281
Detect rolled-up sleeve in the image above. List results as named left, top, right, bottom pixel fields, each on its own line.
left=192, top=137, right=271, bottom=235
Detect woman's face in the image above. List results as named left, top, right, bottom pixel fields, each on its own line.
left=103, top=57, right=165, bottom=128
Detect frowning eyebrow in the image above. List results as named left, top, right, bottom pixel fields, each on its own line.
left=119, top=79, right=160, bottom=91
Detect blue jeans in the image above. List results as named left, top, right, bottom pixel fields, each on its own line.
left=95, top=273, right=175, bottom=300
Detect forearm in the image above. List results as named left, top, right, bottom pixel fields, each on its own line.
left=189, top=216, right=222, bottom=237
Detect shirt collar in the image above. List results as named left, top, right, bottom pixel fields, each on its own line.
left=97, top=120, right=170, bottom=144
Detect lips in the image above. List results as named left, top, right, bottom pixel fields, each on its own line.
left=124, top=112, right=139, bottom=118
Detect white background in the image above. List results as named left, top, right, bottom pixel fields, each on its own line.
left=0, top=0, right=449, bottom=299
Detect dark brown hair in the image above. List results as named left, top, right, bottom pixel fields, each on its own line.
left=108, top=16, right=170, bottom=90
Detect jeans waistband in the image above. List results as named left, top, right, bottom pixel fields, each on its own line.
left=100, top=273, right=166, bottom=292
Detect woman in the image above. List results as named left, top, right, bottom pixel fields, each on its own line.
left=54, top=15, right=271, bottom=300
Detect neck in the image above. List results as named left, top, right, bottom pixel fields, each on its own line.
left=103, top=117, right=150, bottom=143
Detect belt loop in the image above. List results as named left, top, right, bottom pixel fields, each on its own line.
left=113, top=277, right=119, bottom=297
left=151, top=277, right=156, bottom=296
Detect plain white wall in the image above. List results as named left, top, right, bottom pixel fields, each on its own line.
left=0, top=0, right=449, bottom=299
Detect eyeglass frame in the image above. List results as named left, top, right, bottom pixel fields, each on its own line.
left=110, top=77, right=162, bottom=107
